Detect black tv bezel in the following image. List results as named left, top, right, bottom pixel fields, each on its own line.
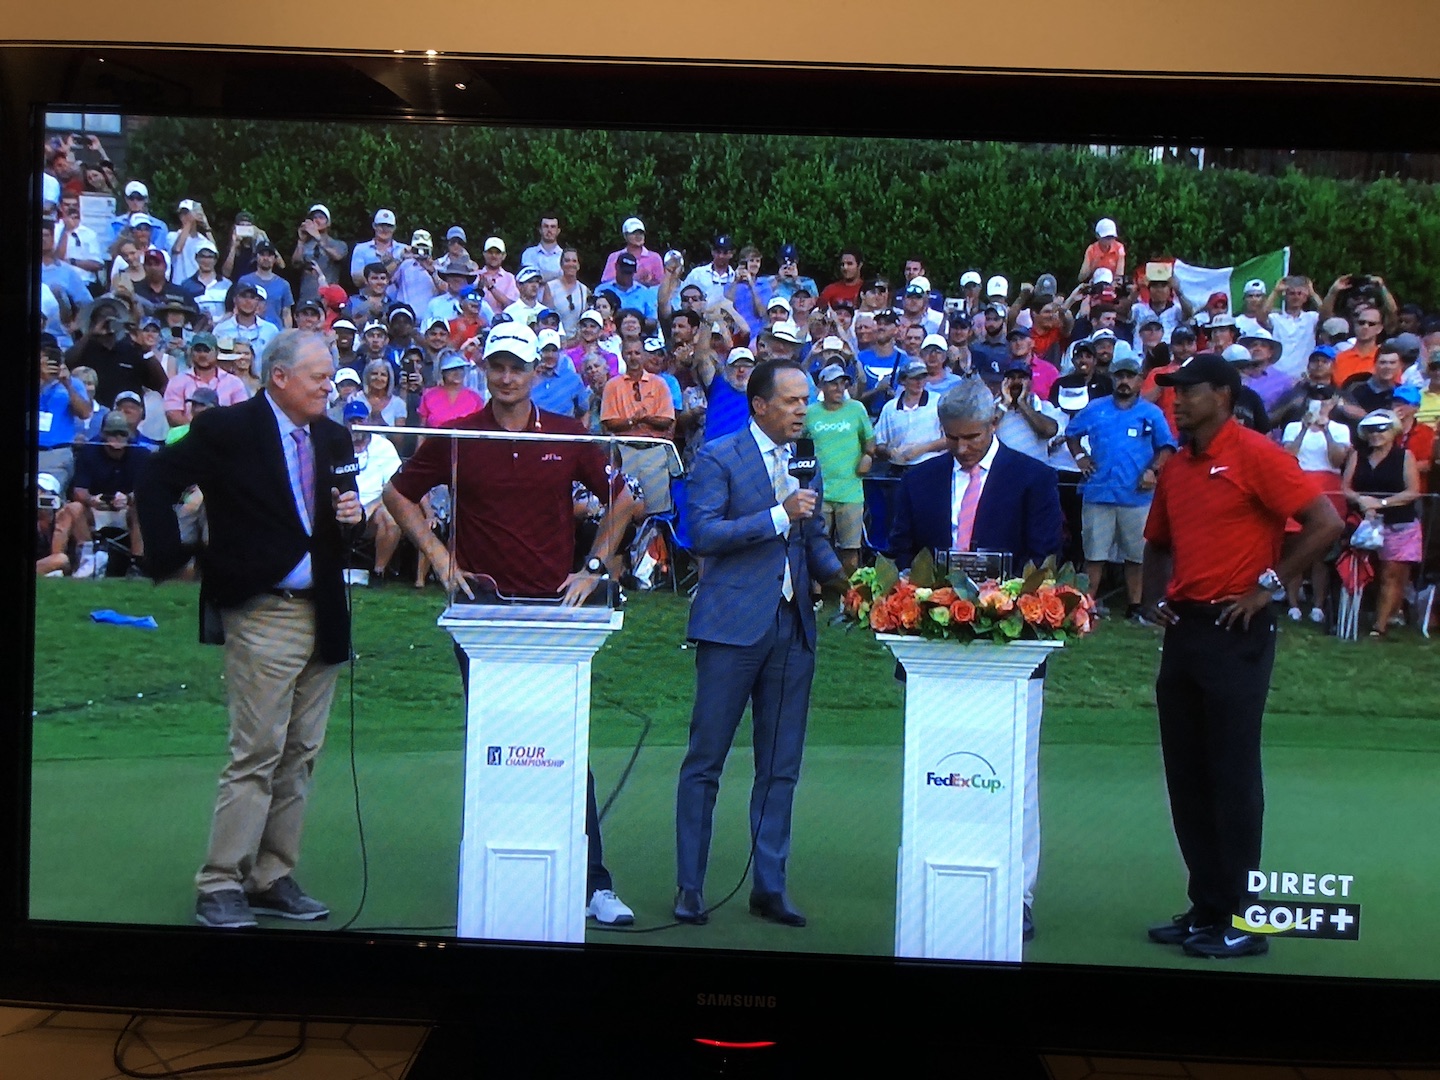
left=6, top=44, right=1440, bottom=1067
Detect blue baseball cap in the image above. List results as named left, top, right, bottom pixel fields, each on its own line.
left=1309, top=344, right=1338, bottom=362
left=343, top=400, right=370, bottom=422
left=1392, top=384, right=1422, bottom=407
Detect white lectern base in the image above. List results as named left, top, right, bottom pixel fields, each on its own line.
left=442, top=605, right=623, bottom=943
left=883, top=636, right=1061, bottom=962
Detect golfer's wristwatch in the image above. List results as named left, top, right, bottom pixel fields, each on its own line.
left=1257, top=568, right=1283, bottom=593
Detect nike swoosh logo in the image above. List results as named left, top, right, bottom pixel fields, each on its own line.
left=1210, top=466, right=1229, bottom=475
left=1224, top=934, right=1251, bottom=947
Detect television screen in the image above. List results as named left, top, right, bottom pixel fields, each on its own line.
left=10, top=45, right=1440, bottom=1068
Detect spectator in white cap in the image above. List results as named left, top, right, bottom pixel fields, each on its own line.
left=1080, top=216, right=1125, bottom=283
left=504, top=267, right=549, bottom=326
left=874, top=356, right=947, bottom=470
left=176, top=238, right=230, bottom=323
left=327, top=365, right=364, bottom=423
left=167, top=199, right=214, bottom=285
left=804, top=360, right=875, bottom=579
left=476, top=236, right=518, bottom=310
left=1234, top=277, right=1272, bottom=339
left=1238, top=326, right=1295, bottom=410
left=349, top=208, right=404, bottom=289
left=563, top=308, right=620, bottom=380
left=765, top=294, right=793, bottom=327
left=119, top=179, right=168, bottom=238
left=899, top=276, right=943, bottom=336
left=519, top=214, right=564, bottom=284
left=291, top=203, right=349, bottom=303
left=236, top=239, right=294, bottom=330
left=528, top=329, right=587, bottom=420
left=985, top=274, right=1010, bottom=307
left=958, top=270, right=985, bottom=319
left=601, top=216, right=664, bottom=286
left=920, top=333, right=963, bottom=395
left=390, top=229, right=441, bottom=316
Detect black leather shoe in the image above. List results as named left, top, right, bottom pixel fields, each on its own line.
left=1023, top=903, right=1035, bottom=942
left=674, top=888, right=708, bottom=925
left=749, top=892, right=806, bottom=927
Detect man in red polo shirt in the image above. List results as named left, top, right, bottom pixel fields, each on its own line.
left=1140, top=353, right=1342, bottom=960
left=382, top=321, right=639, bottom=927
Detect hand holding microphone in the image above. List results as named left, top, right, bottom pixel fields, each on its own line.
left=785, top=438, right=819, bottom=521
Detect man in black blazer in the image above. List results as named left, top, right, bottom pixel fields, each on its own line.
left=138, top=329, right=363, bottom=930
left=888, top=378, right=1064, bottom=944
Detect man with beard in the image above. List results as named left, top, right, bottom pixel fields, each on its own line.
left=819, top=247, right=865, bottom=312
left=1066, top=352, right=1177, bottom=623
left=969, top=303, right=1010, bottom=392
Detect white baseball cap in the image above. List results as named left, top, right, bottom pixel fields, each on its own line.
left=921, top=333, right=948, bottom=352
left=124, top=180, right=148, bottom=198
left=536, top=328, right=564, bottom=351
left=622, top=216, right=645, bottom=235
left=483, top=321, right=538, bottom=365
left=770, top=322, right=803, bottom=345
left=335, top=367, right=361, bottom=385
left=309, top=203, right=331, bottom=220
left=820, top=335, right=848, bottom=354
left=986, top=275, right=1009, bottom=299
left=959, top=271, right=982, bottom=288
left=767, top=295, right=792, bottom=313
left=1091, top=267, right=1115, bottom=285
left=1095, top=217, right=1118, bottom=238
left=483, top=236, right=506, bottom=253
left=373, top=209, right=396, bottom=226
left=727, top=346, right=756, bottom=365
left=1243, top=277, right=1267, bottom=295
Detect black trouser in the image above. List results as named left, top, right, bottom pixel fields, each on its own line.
left=1155, top=603, right=1276, bottom=927
left=454, top=643, right=612, bottom=894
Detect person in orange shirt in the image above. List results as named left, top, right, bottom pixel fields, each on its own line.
left=601, top=337, right=676, bottom=516
left=1332, top=304, right=1384, bottom=385
left=1080, top=217, right=1126, bottom=283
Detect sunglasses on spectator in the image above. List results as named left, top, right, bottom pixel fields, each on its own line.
left=632, top=381, right=644, bottom=402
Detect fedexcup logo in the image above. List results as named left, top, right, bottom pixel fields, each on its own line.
left=926, top=751, right=1003, bottom=794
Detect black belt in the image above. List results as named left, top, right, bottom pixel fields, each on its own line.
left=267, top=588, right=315, bottom=600
left=1166, top=600, right=1232, bottom=617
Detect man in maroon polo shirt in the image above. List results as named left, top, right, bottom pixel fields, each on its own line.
left=1140, top=353, right=1342, bottom=960
left=383, top=321, right=639, bottom=927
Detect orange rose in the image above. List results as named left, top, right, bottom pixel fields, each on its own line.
left=1017, top=594, right=1046, bottom=623
left=897, top=595, right=923, bottom=629
left=977, top=586, right=1014, bottom=615
left=1070, top=599, right=1092, bottom=633
left=929, top=587, right=958, bottom=607
left=843, top=588, right=863, bottom=618
left=949, top=599, right=977, bottom=624
left=1042, top=595, right=1066, bottom=628
left=870, top=597, right=899, bottom=632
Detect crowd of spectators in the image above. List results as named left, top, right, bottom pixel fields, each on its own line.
left=33, top=156, right=1440, bottom=633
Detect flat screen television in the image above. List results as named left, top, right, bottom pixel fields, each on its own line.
left=6, top=43, right=1440, bottom=1073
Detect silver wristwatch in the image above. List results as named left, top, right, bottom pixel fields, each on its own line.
left=1257, top=568, right=1283, bottom=593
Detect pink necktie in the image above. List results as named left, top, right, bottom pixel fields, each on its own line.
left=956, top=464, right=982, bottom=549
left=291, top=428, right=315, bottom=519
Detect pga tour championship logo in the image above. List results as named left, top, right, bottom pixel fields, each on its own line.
left=486, top=745, right=566, bottom=769
left=926, top=751, right=1003, bottom=794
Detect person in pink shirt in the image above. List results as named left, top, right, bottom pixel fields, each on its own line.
left=162, top=333, right=250, bottom=427
left=418, top=353, right=485, bottom=427
left=561, top=308, right=621, bottom=379
left=600, top=216, right=665, bottom=286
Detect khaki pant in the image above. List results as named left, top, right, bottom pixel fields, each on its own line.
left=196, top=593, right=341, bottom=895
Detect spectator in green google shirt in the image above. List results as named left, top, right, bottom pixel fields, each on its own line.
left=804, top=362, right=875, bottom=580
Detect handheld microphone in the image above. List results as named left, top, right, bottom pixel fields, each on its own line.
left=788, top=438, right=818, bottom=486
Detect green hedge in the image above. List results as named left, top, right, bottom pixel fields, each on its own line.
left=129, top=120, right=1440, bottom=308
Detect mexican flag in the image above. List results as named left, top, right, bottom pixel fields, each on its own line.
left=1171, top=248, right=1290, bottom=314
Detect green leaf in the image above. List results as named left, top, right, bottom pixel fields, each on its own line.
left=874, top=556, right=900, bottom=597
left=1000, top=614, right=1024, bottom=639
left=910, top=548, right=939, bottom=589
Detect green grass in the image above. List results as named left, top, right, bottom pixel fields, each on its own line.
left=26, top=579, right=1440, bottom=977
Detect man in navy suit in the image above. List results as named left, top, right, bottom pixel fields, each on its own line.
left=889, top=378, right=1065, bottom=943
left=675, top=360, right=844, bottom=928
left=138, top=329, right=363, bottom=930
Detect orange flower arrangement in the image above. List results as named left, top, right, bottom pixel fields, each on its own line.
left=839, top=552, right=1094, bottom=644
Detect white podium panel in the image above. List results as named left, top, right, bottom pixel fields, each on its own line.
left=441, top=605, right=624, bottom=942
left=883, top=637, right=1061, bottom=962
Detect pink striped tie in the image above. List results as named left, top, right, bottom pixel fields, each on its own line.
left=956, top=464, right=982, bottom=549
left=291, top=428, right=315, bottom=520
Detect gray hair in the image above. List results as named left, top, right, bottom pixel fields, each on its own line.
left=937, top=377, right=1000, bottom=426
left=263, top=329, right=327, bottom=386
left=360, top=358, right=396, bottom=394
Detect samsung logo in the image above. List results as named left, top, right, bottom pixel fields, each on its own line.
left=696, top=993, right=777, bottom=1009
